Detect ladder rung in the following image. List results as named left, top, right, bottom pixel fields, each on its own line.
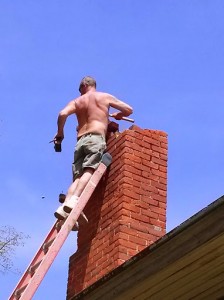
left=28, top=260, right=42, bottom=275
left=42, top=238, right=55, bottom=254
left=14, top=284, right=28, bottom=299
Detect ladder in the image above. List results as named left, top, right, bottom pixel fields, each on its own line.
left=9, top=153, right=112, bottom=300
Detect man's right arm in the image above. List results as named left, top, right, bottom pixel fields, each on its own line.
left=54, top=99, right=77, bottom=141
left=107, top=94, right=133, bottom=119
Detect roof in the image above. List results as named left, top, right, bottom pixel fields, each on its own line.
left=71, top=195, right=224, bottom=300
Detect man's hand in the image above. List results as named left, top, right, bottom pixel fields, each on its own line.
left=53, top=133, right=64, bottom=144
left=110, top=112, right=123, bottom=120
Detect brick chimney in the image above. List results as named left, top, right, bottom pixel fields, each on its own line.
left=66, top=125, right=168, bottom=299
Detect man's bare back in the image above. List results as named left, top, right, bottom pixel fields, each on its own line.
left=54, top=83, right=133, bottom=142
left=75, top=91, right=132, bottom=138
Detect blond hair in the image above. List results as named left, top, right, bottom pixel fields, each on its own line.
left=79, top=76, right=96, bottom=92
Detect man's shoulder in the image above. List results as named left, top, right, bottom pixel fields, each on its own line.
left=85, top=91, right=109, bottom=99
left=94, top=91, right=106, bottom=96
left=95, top=91, right=112, bottom=98
left=76, top=91, right=111, bottom=101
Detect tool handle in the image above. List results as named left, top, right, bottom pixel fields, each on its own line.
left=109, top=114, right=134, bottom=123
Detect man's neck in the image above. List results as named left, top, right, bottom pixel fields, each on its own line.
left=87, top=87, right=96, bottom=93
left=81, top=87, right=96, bottom=95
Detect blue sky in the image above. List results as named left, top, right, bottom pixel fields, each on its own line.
left=1, top=1, right=224, bottom=299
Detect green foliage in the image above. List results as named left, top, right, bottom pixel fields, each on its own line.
left=0, top=226, right=29, bottom=274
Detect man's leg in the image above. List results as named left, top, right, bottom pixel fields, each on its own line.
left=63, top=168, right=94, bottom=213
left=54, top=177, right=80, bottom=220
left=66, top=177, right=80, bottom=200
left=72, top=168, right=94, bottom=197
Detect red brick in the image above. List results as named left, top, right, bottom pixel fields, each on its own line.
left=119, top=238, right=138, bottom=250
left=159, top=165, right=167, bottom=172
left=159, top=177, right=167, bottom=185
left=160, top=154, right=168, bottom=160
left=129, top=235, right=147, bottom=246
left=137, top=244, right=147, bottom=252
left=122, top=164, right=142, bottom=176
left=133, top=132, right=143, bottom=141
left=120, top=146, right=134, bottom=156
left=124, top=152, right=142, bottom=163
left=142, top=172, right=159, bottom=182
left=123, top=170, right=133, bottom=179
left=151, top=156, right=167, bottom=167
left=159, top=214, right=166, bottom=222
left=123, top=189, right=141, bottom=200
left=127, top=249, right=139, bottom=256
left=132, top=173, right=150, bottom=184
left=133, top=150, right=149, bottom=159
left=143, top=136, right=160, bottom=146
left=147, top=227, right=164, bottom=237
left=149, top=218, right=166, bottom=228
left=150, top=206, right=166, bottom=216
left=141, top=196, right=159, bottom=207
left=141, top=183, right=159, bottom=194
left=141, top=209, right=158, bottom=219
left=161, top=142, right=168, bottom=149
left=119, top=177, right=141, bottom=189
left=117, top=259, right=126, bottom=266
left=151, top=168, right=167, bottom=179
left=152, top=193, right=167, bottom=203
left=130, top=221, right=149, bottom=234
left=159, top=202, right=166, bottom=209
left=123, top=202, right=141, bottom=214
left=119, top=225, right=139, bottom=237
left=124, top=141, right=143, bottom=152
left=143, top=130, right=153, bottom=138
left=131, top=212, right=150, bottom=223
left=116, top=252, right=130, bottom=261
left=142, top=147, right=153, bottom=156
left=151, top=180, right=167, bottom=191
left=142, top=159, right=159, bottom=170
left=152, top=145, right=168, bottom=155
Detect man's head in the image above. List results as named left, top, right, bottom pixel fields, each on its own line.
left=79, top=76, right=96, bottom=95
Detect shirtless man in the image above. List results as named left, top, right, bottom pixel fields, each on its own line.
left=54, top=76, right=133, bottom=222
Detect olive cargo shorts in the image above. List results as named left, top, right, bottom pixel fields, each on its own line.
left=72, top=133, right=106, bottom=180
